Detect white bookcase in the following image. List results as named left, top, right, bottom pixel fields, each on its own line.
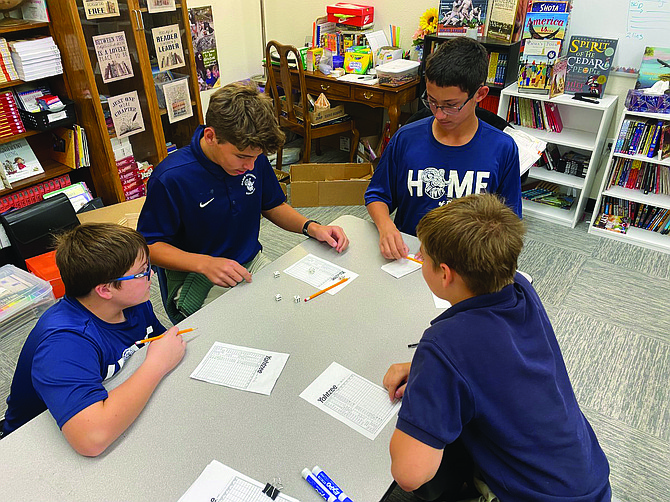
left=498, top=83, right=618, bottom=227
left=588, top=109, right=670, bottom=254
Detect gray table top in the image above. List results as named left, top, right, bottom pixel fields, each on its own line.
left=0, top=215, right=444, bottom=502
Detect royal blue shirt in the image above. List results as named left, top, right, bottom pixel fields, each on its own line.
left=397, top=274, right=611, bottom=501
left=2, top=297, right=164, bottom=436
left=137, top=125, right=286, bottom=265
left=365, top=117, right=522, bottom=235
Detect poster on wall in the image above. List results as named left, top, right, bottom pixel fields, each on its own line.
left=163, top=78, right=193, bottom=123
left=188, top=6, right=220, bottom=91
left=82, top=0, right=119, bottom=20
left=108, top=91, right=145, bottom=139
left=93, top=32, right=134, bottom=83
left=147, top=0, right=176, bottom=14
left=152, top=24, right=185, bottom=72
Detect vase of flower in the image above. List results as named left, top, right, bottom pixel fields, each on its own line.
left=412, top=7, right=438, bottom=63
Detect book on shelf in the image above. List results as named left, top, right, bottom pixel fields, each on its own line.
left=43, top=181, right=92, bottom=212
left=594, top=214, right=629, bottom=234
left=527, top=1, right=571, bottom=13
left=506, top=95, right=563, bottom=132
left=486, top=0, right=520, bottom=42
left=659, top=122, right=670, bottom=161
left=564, top=36, right=617, bottom=97
left=486, top=52, right=509, bottom=86
left=0, top=39, right=19, bottom=82
left=0, top=174, right=72, bottom=212
left=615, top=118, right=668, bottom=157
left=0, top=138, right=43, bottom=184
left=596, top=196, right=670, bottom=235
left=548, top=56, right=567, bottom=98
left=8, top=36, right=63, bottom=81
left=635, top=46, right=670, bottom=90
left=521, top=181, right=575, bottom=209
left=437, top=0, right=489, bottom=37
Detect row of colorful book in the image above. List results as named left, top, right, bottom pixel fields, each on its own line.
left=534, top=144, right=589, bottom=178
left=0, top=90, right=26, bottom=140
left=595, top=196, right=670, bottom=235
left=111, top=136, right=146, bottom=201
left=506, top=96, right=563, bottom=132
left=0, top=174, right=71, bottom=213
left=608, top=158, right=670, bottom=196
left=0, top=38, right=19, bottom=83
left=521, top=181, right=575, bottom=209
left=486, top=52, right=508, bottom=87
left=614, top=118, right=670, bottom=160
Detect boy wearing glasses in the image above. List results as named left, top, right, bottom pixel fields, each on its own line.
left=1, top=223, right=186, bottom=456
left=365, top=37, right=521, bottom=259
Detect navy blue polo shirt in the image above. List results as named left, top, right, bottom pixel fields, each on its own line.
left=137, top=126, right=286, bottom=264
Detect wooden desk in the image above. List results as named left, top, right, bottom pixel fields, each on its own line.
left=0, top=215, right=440, bottom=501
left=271, top=67, right=419, bottom=135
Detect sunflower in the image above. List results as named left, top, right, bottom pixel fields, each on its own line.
left=419, top=7, right=439, bottom=35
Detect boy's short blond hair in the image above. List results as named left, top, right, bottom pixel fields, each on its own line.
left=55, top=223, right=149, bottom=298
left=205, top=82, right=285, bottom=153
left=416, top=194, right=525, bottom=295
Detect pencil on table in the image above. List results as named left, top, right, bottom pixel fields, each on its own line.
left=304, top=277, right=349, bottom=302
left=405, top=255, right=423, bottom=265
left=136, top=328, right=194, bottom=345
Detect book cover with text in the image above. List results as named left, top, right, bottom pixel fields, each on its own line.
left=564, top=36, right=617, bottom=97
left=93, top=31, right=134, bottom=83
left=437, top=0, right=490, bottom=36
left=636, top=46, right=670, bottom=89
left=0, top=138, right=43, bottom=184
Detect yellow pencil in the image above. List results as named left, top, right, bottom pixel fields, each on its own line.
left=304, top=277, right=349, bottom=302
left=405, top=255, right=423, bottom=265
left=136, top=328, right=194, bottom=344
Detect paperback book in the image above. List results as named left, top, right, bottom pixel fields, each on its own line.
left=152, top=24, right=185, bottom=72
left=518, top=39, right=561, bottom=94
left=527, top=0, right=571, bottom=12
left=564, top=36, right=617, bottom=97
left=522, top=11, right=568, bottom=40
left=595, top=214, right=629, bottom=234
left=487, top=0, right=519, bottom=42
left=635, top=46, right=670, bottom=90
left=437, top=0, right=489, bottom=37
left=0, top=138, right=44, bottom=183
left=93, top=32, right=134, bottom=83
left=549, top=56, right=567, bottom=98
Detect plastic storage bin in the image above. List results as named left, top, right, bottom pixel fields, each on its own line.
left=0, top=264, right=55, bottom=337
left=26, top=250, right=65, bottom=298
left=153, top=73, right=189, bottom=109
left=376, top=60, right=420, bottom=87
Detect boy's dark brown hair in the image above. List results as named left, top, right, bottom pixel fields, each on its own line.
left=425, top=36, right=488, bottom=95
left=416, top=194, right=525, bottom=295
left=205, top=82, right=285, bottom=153
left=55, top=223, right=149, bottom=298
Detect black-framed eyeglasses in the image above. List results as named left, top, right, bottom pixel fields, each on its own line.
left=114, top=260, right=152, bottom=282
left=421, top=86, right=482, bottom=116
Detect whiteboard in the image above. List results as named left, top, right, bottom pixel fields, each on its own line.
left=566, top=0, right=670, bottom=73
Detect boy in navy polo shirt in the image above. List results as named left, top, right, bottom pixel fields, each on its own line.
left=383, top=194, right=610, bottom=501
left=365, top=37, right=521, bottom=260
left=138, top=83, right=349, bottom=322
left=1, top=224, right=186, bottom=456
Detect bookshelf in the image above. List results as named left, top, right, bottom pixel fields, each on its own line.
left=498, top=83, right=618, bottom=227
left=588, top=109, right=670, bottom=254
left=0, top=19, right=89, bottom=201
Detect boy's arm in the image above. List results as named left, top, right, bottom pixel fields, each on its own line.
left=367, top=201, right=409, bottom=260
left=61, top=327, right=185, bottom=457
left=390, top=428, right=444, bottom=492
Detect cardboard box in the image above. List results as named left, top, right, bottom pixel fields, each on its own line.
left=280, top=97, right=346, bottom=125
left=77, top=197, right=145, bottom=230
left=326, top=3, right=374, bottom=27
left=290, top=163, right=373, bottom=207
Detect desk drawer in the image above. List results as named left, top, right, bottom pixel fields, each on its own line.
left=353, top=87, right=385, bottom=105
left=306, top=79, right=351, bottom=99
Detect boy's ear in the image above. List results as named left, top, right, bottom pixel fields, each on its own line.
left=93, top=283, right=114, bottom=300
left=475, top=85, right=489, bottom=103
left=202, top=126, right=217, bottom=144
left=439, top=262, right=453, bottom=287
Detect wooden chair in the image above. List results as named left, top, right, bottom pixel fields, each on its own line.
left=265, top=40, right=359, bottom=170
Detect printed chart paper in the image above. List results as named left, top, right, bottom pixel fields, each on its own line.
left=381, top=254, right=422, bottom=278
left=190, top=342, right=289, bottom=396
left=163, top=78, right=193, bottom=123
left=152, top=24, right=185, bottom=71
left=179, top=460, right=299, bottom=502
left=93, top=31, right=133, bottom=83
left=300, top=362, right=401, bottom=440
left=108, top=91, right=145, bottom=139
left=284, top=254, right=358, bottom=295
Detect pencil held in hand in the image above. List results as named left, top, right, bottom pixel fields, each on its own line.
left=136, top=328, right=194, bottom=344
left=304, top=277, right=349, bottom=302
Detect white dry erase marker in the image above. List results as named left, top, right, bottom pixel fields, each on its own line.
left=312, top=466, right=354, bottom=502
left=302, top=468, right=336, bottom=502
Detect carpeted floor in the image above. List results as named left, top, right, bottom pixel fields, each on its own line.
left=1, top=142, right=668, bottom=501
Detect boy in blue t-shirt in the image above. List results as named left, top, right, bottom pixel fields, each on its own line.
left=1, top=223, right=186, bottom=456
left=383, top=194, right=611, bottom=501
left=365, top=37, right=521, bottom=260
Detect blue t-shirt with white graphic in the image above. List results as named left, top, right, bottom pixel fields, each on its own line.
left=137, top=125, right=286, bottom=265
left=2, top=297, right=165, bottom=436
left=365, top=117, right=522, bottom=235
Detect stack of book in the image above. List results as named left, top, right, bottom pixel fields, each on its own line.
left=614, top=118, right=667, bottom=159
left=0, top=38, right=19, bottom=82
left=111, top=136, right=145, bottom=201
left=0, top=174, right=71, bottom=212
left=486, top=52, right=508, bottom=87
left=8, top=36, right=63, bottom=81
left=608, top=157, right=670, bottom=196
left=534, top=145, right=589, bottom=178
left=506, top=96, right=563, bottom=132
left=0, top=90, right=26, bottom=139
left=521, top=181, right=575, bottom=209
left=595, top=196, right=670, bottom=235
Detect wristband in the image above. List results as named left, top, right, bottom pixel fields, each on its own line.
left=302, top=219, right=320, bottom=237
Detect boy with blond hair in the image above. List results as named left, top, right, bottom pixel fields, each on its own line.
left=2, top=223, right=186, bottom=456
left=384, top=194, right=610, bottom=501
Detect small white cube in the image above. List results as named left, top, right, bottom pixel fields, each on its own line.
left=274, top=271, right=280, bottom=278
left=293, top=295, right=301, bottom=303
left=275, top=294, right=282, bottom=301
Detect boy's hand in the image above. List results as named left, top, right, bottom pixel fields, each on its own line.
left=145, top=326, right=186, bottom=377
left=200, top=256, right=252, bottom=287
left=378, top=224, right=409, bottom=260
left=308, top=223, right=350, bottom=253
left=383, top=362, right=411, bottom=401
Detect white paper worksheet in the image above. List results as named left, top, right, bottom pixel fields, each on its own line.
left=381, top=254, right=422, bottom=278
left=178, top=460, right=299, bottom=502
left=190, top=342, right=289, bottom=395
left=300, top=362, right=401, bottom=440
left=284, top=254, right=358, bottom=295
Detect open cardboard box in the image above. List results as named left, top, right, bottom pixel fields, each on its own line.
left=280, top=97, right=346, bottom=125
left=290, top=163, right=373, bottom=207
left=77, top=196, right=145, bottom=230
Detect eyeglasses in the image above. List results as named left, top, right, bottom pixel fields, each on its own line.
left=421, top=86, right=481, bottom=116
left=114, top=260, right=152, bottom=282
